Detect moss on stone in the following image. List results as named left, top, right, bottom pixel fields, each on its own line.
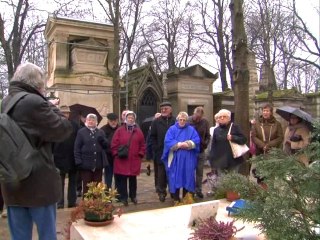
left=255, top=89, right=303, bottom=99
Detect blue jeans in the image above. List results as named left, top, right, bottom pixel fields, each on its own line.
left=7, top=204, right=57, bottom=240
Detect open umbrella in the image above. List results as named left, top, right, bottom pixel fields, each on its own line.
left=276, top=106, right=313, bottom=128
left=69, top=104, right=103, bottom=124
left=141, top=116, right=155, bottom=138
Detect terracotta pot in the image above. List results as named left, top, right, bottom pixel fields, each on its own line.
left=226, top=191, right=240, bottom=202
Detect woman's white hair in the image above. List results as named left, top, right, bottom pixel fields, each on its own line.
left=176, top=111, right=189, bottom=120
left=218, top=109, right=231, bottom=118
left=11, top=62, right=46, bottom=90
left=86, top=113, right=98, bottom=121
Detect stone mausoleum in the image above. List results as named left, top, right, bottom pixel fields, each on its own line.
left=44, top=16, right=115, bottom=125
left=44, top=16, right=319, bottom=130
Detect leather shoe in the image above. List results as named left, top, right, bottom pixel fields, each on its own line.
left=121, top=200, right=129, bottom=206
left=68, top=203, right=77, bottom=208
left=57, top=204, right=64, bottom=209
left=196, top=192, right=204, bottom=199
left=159, top=194, right=166, bottom=202
left=131, top=198, right=138, bottom=205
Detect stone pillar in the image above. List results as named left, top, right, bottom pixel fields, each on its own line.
left=54, top=33, right=69, bottom=73
left=162, top=72, right=168, bottom=101
left=247, top=51, right=259, bottom=119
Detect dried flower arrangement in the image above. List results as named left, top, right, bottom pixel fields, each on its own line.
left=189, top=217, right=243, bottom=240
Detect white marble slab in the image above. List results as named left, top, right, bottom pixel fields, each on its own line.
left=70, top=199, right=265, bottom=240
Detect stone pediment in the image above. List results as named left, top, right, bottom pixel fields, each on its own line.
left=71, top=37, right=109, bottom=50
left=168, top=64, right=218, bottom=80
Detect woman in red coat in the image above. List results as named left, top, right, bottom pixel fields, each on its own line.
left=111, top=111, right=146, bottom=206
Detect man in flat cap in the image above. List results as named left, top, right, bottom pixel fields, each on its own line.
left=150, top=101, right=175, bottom=202
left=101, top=113, right=120, bottom=189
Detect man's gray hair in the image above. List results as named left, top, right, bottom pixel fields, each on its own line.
left=11, top=62, right=46, bottom=90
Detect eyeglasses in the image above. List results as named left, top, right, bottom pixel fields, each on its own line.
left=178, top=119, right=187, bottom=122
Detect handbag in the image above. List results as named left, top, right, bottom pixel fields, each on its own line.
left=117, top=132, right=134, bottom=159
left=228, top=123, right=249, bottom=158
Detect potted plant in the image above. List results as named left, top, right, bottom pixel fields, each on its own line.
left=189, top=217, right=243, bottom=240
left=70, top=182, right=122, bottom=226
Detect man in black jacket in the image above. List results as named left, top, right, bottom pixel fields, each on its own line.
left=100, top=113, right=119, bottom=189
left=150, top=101, right=175, bottom=202
left=53, top=105, right=80, bottom=208
left=189, top=107, right=211, bottom=199
left=1, top=62, right=72, bottom=240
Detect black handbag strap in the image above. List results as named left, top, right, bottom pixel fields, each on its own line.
left=126, top=131, right=134, bottom=147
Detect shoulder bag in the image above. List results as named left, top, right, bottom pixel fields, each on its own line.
left=228, top=123, right=249, bottom=158
left=117, top=131, right=134, bottom=159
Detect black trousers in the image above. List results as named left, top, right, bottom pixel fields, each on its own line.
left=58, top=169, right=77, bottom=207
left=157, top=162, right=168, bottom=195
left=0, top=185, right=4, bottom=211
left=114, top=174, right=137, bottom=201
left=173, top=188, right=188, bottom=201
left=153, top=159, right=159, bottom=192
left=80, top=169, right=103, bottom=197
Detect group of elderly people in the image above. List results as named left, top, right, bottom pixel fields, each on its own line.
left=73, top=102, right=311, bottom=206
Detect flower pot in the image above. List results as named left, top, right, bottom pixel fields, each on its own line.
left=84, top=211, right=113, bottom=222
left=226, top=191, right=240, bottom=202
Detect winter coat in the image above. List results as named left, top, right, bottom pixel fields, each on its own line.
left=161, top=122, right=200, bottom=193
left=100, top=123, right=119, bottom=165
left=210, top=122, right=247, bottom=170
left=74, top=127, right=108, bottom=171
left=53, top=120, right=79, bottom=172
left=150, top=115, right=176, bottom=163
left=283, top=122, right=310, bottom=154
left=189, top=117, right=210, bottom=153
left=111, top=125, right=146, bottom=176
left=252, top=116, right=283, bottom=155
left=1, top=81, right=72, bottom=207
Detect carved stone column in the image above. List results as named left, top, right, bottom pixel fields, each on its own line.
left=54, top=33, right=69, bottom=73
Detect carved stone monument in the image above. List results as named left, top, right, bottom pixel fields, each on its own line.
left=44, top=16, right=115, bottom=125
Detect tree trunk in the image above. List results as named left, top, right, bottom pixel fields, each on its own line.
left=112, top=0, right=121, bottom=116
left=229, top=0, right=250, bottom=175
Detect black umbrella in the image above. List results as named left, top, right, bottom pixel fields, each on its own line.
left=69, top=104, right=103, bottom=124
left=142, top=116, right=155, bottom=123
left=141, top=116, right=155, bottom=138
left=276, top=106, right=313, bottom=127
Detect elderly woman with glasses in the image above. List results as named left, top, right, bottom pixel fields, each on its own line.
left=209, top=109, right=247, bottom=175
left=161, top=111, right=200, bottom=204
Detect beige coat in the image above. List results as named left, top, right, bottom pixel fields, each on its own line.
left=283, top=122, right=310, bottom=152
left=252, top=115, right=283, bottom=155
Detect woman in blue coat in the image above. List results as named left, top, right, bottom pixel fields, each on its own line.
left=162, top=111, right=200, bottom=203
